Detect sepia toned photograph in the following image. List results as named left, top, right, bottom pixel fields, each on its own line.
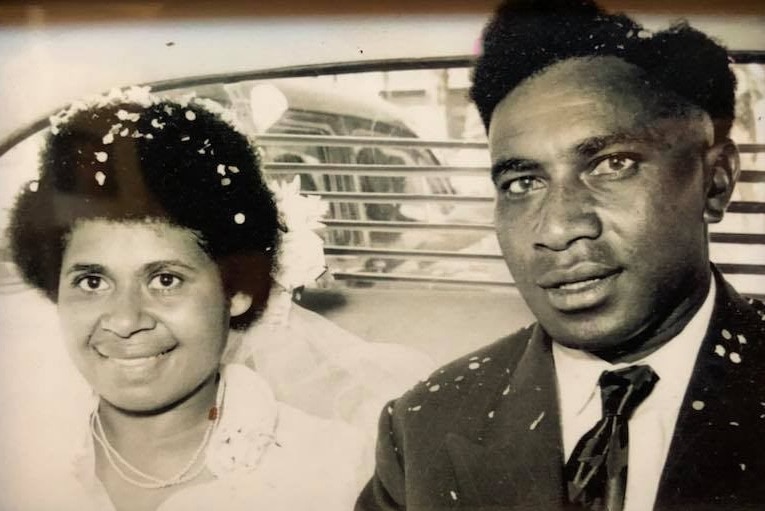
left=0, top=1, right=763, bottom=509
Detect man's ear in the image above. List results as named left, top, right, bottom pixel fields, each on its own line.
left=229, top=292, right=253, bottom=318
left=703, top=139, right=740, bottom=224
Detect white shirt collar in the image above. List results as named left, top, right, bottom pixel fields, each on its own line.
left=553, top=277, right=716, bottom=423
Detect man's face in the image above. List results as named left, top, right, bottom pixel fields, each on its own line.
left=489, top=57, right=717, bottom=353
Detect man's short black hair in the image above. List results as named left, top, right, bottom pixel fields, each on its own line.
left=8, top=94, right=280, bottom=329
left=470, top=0, right=737, bottom=142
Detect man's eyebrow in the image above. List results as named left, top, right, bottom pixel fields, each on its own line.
left=490, top=158, right=539, bottom=182
left=574, top=133, right=662, bottom=157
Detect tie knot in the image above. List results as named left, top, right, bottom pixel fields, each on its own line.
left=598, top=365, right=659, bottom=419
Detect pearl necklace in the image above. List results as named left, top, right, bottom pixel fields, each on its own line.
left=90, top=383, right=224, bottom=490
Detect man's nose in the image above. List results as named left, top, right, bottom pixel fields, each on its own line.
left=100, top=284, right=156, bottom=338
left=533, top=180, right=602, bottom=251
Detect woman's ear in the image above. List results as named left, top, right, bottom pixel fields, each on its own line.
left=703, top=138, right=740, bottom=224
left=229, top=292, right=254, bottom=318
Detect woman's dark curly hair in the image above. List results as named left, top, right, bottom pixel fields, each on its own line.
left=470, top=0, right=737, bottom=143
left=8, top=92, right=280, bottom=330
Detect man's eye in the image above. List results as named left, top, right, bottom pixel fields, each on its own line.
left=501, top=176, right=545, bottom=196
left=590, top=155, right=639, bottom=176
left=75, top=275, right=109, bottom=292
left=148, top=273, right=183, bottom=291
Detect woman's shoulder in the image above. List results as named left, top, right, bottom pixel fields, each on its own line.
left=190, top=364, right=367, bottom=509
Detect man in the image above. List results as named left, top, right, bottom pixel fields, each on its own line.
left=356, top=1, right=765, bottom=510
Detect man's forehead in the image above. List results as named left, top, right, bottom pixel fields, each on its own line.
left=498, top=57, right=651, bottom=114
left=487, top=56, right=713, bottom=152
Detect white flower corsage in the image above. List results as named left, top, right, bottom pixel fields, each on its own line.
left=268, top=175, right=329, bottom=293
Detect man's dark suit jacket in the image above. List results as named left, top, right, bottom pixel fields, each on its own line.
left=357, top=274, right=765, bottom=511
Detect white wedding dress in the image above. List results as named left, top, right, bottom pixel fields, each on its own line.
left=0, top=285, right=433, bottom=510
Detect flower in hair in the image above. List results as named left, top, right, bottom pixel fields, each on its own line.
left=268, top=176, right=329, bottom=292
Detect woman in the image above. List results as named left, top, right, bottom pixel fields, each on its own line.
left=5, top=88, right=366, bottom=511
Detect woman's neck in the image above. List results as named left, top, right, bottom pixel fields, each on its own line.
left=96, top=373, right=219, bottom=479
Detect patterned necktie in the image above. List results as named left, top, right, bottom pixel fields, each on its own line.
left=565, top=365, right=659, bottom=511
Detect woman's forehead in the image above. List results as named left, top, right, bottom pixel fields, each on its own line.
left=63, top=219, right=211, bottom=266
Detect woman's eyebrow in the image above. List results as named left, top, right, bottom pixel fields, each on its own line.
left=143, top=260, right=198, bottom=274
left=64, top=263, right=105, bottom=276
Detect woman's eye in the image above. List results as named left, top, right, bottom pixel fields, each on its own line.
left=501, top=176, right=545, bottom=196
left=148, top=273, right=183, bottom=291
left=591, top=155, right=639, bottom=176
left=75, top=275, right=109, bottom=292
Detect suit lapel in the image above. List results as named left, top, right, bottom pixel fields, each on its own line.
left=445, top=326, right=567, bottom=509
left=656, top=275, right=765, bottom=509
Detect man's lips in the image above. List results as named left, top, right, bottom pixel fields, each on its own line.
left=536, top=262, right=622, bottom=289
left=535, top=262, right=622, bottom=312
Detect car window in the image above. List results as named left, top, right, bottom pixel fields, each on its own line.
left=2, top=60, right=764, bottom=298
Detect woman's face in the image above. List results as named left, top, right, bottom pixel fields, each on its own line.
left=57, top=219, right=251, bottom=413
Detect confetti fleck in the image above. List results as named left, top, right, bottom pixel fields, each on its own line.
left=450, top=491, right=458, bottom=501
left=116, top=109, right=130, bottom=120
left=151, top=118, right=165, bottom=129
left=429, top=384, right=441, bottom=393
left=120, top=128, right=129, bottom=137
left=221, top=178, right=231, bottom=186
left=482, top=357, right=491, bottom=363
left=529, top=411, right=545, bottom=431
left=410, top=405, right=422, bottom=412
left=186, top=110, right=197, bottom=121
left=468, top=362, right=480, bottom=370
left=488, top=410, right=495, bottom=419
left=28, top=181, right=39, bottom=192
left=217, top=164, right=226, bottom=176
left=730, top=421, right=740, bottom=426
left=637, top=29, right=652, bottom=39
left=692, top=400, right=705, bottom=411
left=730, top=352, right=742, bottom=364
left=715, top=344, right=726, bottom=357
left=740, top=463, right=747, bottom=471
left=502, top=385, right=511, bottom=396
left=228, top=166, right=240, bottom=174
left=469, top=356, right=479, bottom=361
left=95, top=171, right=106, bottom=186
left=454, top=375, right=464, bottom=382
left=198, top=149, right=206, bottom=154
left=145, top=133, right=154, bottom=139
left=234, top=213, right=246, bottom=224
left=102, top=132, right=114, bottom=144
left=387, top=405, right=393, bottom=416
left=181, top=135, right=190, bottom=142
left=722, top=329, right=732, bottom=340
left=737, top=334, right=747, bottom=345
left=95, top=151, right=108, bottom=163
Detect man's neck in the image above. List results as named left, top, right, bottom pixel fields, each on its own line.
left=591, top=272, right=714, bottom=364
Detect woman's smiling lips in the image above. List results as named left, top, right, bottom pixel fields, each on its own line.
left=92, top=342, right=178, bottom=363
left=536, top=262, right=622, bottom=311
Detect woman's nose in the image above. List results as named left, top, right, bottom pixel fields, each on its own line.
left=99, top=284, right=156, bottom=338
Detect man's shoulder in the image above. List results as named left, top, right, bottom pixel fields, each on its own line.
left=716, top=276, right=765, bottom=341
left=392, top=324, right=535, bottom=416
